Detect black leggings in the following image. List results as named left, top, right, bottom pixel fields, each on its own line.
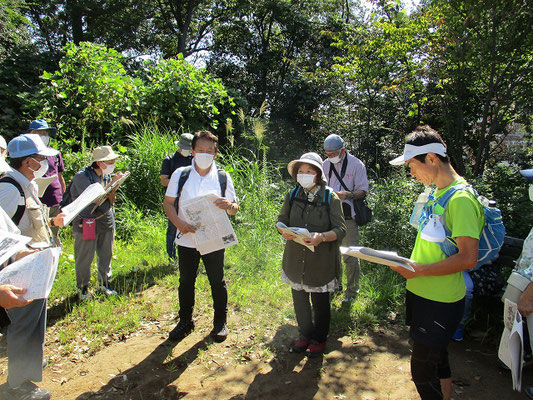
left=411, top=340, right=451, bottom=400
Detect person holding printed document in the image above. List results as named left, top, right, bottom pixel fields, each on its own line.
left=388, top=126, right=484, bottom=400
left=163, top=130, right=238, bottom=343
left=69, top=146, right=126, bottom=301
left=277, top=152, right=346, bottom=356
left=0, top=133, right=66, bottom=400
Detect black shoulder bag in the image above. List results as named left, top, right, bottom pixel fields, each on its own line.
left=328, top=157, right=372, bottom=226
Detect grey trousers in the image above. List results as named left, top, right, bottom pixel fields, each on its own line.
left=74, top=228, right=114, bottom=288
left=7, top=299, right=47, bottom=388
left=341, top=219, right=361, bottom=297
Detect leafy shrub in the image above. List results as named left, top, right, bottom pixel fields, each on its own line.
left=138, top=55, right=235, bottom=132
left=470, top=163, right=533, bottom=239
left=39, top=42, right=142, bottom=148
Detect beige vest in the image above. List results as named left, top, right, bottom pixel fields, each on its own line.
left=21, top=192, right=53, bottom=247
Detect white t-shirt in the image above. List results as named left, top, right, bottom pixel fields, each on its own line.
left=165, top=160, right=236, bottom=249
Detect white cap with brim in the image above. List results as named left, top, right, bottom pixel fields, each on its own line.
left=520, top=169, right=533, bottom=183
left=288, top=152, right=327, bottom=183
left=389, top=143, right=447, bottom=165
left=0, top=135, right=6, bottom=150
left=7, top=134, right=59, bottom=158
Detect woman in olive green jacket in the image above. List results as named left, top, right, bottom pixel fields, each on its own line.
left=277, top=152, right=346, bottom=356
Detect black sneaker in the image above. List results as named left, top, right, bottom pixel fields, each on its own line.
left=210, top=322, right=228, bottom=343
left=7, top=381, right=51, bottom=400
left=168, top=320, right=194, bottom=341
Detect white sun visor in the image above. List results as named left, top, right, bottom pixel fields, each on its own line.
left=389, top=143, right=447, bottom=165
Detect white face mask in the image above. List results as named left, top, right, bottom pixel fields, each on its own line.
left=181, top=149, right=191, bottom=157
left=31, top=158, right=48, bottom=178
left=40, top=136, right=50, bottom=146
left=529, top=184, right=533, bottom=202
left=194, top=153, right=214, bottom=170
left=297, top=173, right=316, bottom=189
left=329, top=155, right=341, bottom=164
left=102, top=163, right=115, bottom=175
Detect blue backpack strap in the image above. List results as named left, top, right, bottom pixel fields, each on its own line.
left=289, top=186, right=302, bottom=204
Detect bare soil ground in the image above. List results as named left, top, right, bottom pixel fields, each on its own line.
left=0, top=287, right=531, bottom=400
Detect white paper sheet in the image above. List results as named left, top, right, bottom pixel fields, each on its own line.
left=180, top=194, right=238, bottom=255
left=340, top=246, right=415, bottom=271
left=498, top=298, right=524, bottom=391
left=275, top=222, right=314, bottom=252
left=92, top=171, right=130, bottom=212
left=61, top=183, right=106, bottom=225
left=0, top=230, right=32, bottom=265
left=0, top=247, right=61, bottom=300
left=34, top=174, right=57, bottom=197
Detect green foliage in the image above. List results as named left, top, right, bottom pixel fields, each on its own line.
left=39, top=42, right=142, bottom=147
left=121, top=124, right=175, bottom=212
left=470, top=163, right=533, bottom=239
left=138, top=56, right=235, bottom=132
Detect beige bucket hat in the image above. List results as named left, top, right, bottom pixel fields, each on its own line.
left=91, top=146, right=120, bottom=163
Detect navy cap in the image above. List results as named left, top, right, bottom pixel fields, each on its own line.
left=28, top=119, right=57, bottom=137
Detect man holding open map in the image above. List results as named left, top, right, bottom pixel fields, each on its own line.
left=388, top=126, right=484, bottom=400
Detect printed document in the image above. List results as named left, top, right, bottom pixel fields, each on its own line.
left=181, top=193, right=238, bottom=255
left=61, top=183, right=106, bottom=225
left=92, top=171, right=131, bottom=211
left=340, top=246, right=415, bottom=271
left=498, top=298, right=533, bottom=391
left=0, top=247, right=61, bottom=300
left=0, top=230, right=32, bottom=265
left=275, top=222, right=314, bottom=252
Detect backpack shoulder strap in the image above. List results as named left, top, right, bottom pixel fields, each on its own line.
left=289, top=186, right=302, bottom=204
left=217, top=168, right=227, bottom=197
left=177, top=166, right=193, bottom=198
left=0, top=177, right=26, bottom=225
left=322, top=186, right=332, bottom=206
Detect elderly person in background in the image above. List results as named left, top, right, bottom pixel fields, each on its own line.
left=277, top=152, right=346, bottom=356
left=323, top=134, right=369, bottom=304
left=27, top=119, right=66, bottom=246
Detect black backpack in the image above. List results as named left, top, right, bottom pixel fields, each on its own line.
left=60, top=167, right=96, bottom=208
left=174, top=166, right=227, bottom=212
left=0, top=177, right=25, bottom=225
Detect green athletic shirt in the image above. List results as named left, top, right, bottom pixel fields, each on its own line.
left=407, top=178, right=484, bottom=303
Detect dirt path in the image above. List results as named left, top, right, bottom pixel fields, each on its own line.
left=1, top=291, right=531, bottom=399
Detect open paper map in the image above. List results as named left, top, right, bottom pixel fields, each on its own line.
left=340, top=246, right=415, bottom=272
left=0, top=247, right=61, bottom=300
left=0, top=230, right=32, bottom=265
left=275, top=222, right=314, bottom=252
left=180, top=193, right=238, bottom=255
left=61, top=183, right=106, bottom=225
left=92, top=171, right=130, bottom=212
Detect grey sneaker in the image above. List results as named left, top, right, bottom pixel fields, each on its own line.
left=210, top=322, right=228, bottom=343
left=98, top=285, right=117, bottom=297
left=78, top=286, right=92, bottom=301
left=7, top=381, right=51, bottom=400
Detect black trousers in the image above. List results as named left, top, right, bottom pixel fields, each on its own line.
left=177, top=246, right=227, bottom=323
left=291, top=289, right=330, bottom=343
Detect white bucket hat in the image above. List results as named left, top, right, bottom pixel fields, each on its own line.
left=389, top=143, right=447, bottom=165
left=287, top=152, right=326, bottom=183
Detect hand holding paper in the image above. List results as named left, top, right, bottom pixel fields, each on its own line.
left=340, top=246, right=415, bottom=272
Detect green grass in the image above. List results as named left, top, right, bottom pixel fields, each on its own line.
left=44, top=129, right=407, bottom=360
